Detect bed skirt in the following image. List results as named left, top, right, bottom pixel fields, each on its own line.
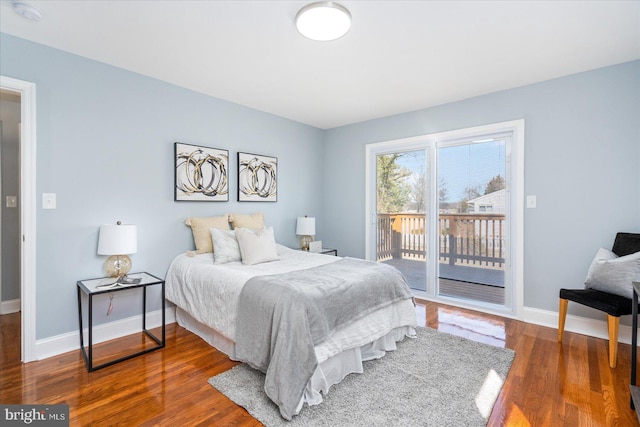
left=176, top=306, right=416, bottom=414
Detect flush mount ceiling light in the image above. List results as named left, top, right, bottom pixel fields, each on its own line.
left=296, top=2, right=351, bottom=41
left=12, top=1, right=42, bottom=22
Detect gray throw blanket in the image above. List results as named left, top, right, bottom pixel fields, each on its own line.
left=234, top=258, right=414, bottom=420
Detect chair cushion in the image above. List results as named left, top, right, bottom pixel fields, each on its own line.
left=584, top=248, right=640, bottom=299
left=560, top=288, right=633, bottom=317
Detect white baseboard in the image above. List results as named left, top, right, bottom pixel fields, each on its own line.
left=34, top=306, right=176, bottom=361
left=28, top=304, right=632, bottom=361
left=0, top=298, right=20, bottom=315
left=522, top=306, right=635, bottom=345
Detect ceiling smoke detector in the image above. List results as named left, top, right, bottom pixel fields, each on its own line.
left=12, top=1, right=42, bottom=22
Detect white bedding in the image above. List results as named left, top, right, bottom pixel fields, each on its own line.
left=165, top=244, right=417, bottom=413
left=166, top=245, right=337, bottom=343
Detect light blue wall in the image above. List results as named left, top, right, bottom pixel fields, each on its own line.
left=1, top=31, right=638, bottom=340
left=0, top=34, right=324, bottom=339
left=322, top=60, right=640, bottom=316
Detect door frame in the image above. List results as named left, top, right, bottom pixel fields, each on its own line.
left=0, top=120, right=2, bottom=307
left=365, top=120, right=524, bottom=319
left=0, top=75, right=37, bottom=362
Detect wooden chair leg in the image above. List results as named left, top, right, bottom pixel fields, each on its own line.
left=558, top=298, right=568, bottom=342
left=607, top=315, right=620, bottom=368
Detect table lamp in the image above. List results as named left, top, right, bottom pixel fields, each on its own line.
left=296, top=216, right=316, bottom=251
left=98, top=221, right=137, bottom=277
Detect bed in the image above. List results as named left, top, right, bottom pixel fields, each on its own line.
left=165, top=214, right=417, bottom=420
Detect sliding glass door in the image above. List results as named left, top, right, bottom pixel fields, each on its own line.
left=437, top=139, right=507, bottom=305
left=366, top=121, right=523, bottom=314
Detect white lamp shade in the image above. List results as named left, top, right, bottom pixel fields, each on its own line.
left=98, top=224, right=137, bottom=255
left=296, top=217, right=316, bottom=236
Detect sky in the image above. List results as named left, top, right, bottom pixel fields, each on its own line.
left=395, top=140, right=506, bottom=203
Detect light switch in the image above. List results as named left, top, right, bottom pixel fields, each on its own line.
left=526, top=195, right=537, bottom=209
left=6, top=196, right=17, bottom=208
left=42, top=193, right=56, bottom=209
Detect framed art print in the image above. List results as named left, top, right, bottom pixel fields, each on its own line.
left=237, top=152, right=278, bottom=202
left=174, top=142, right=229, bottom=201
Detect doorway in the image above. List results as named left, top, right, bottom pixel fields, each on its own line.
left=366, top=120, right=524, bottom=317
left=0, top=88, right=22, bottom=366
left=0, top=75, right=36, bottom=362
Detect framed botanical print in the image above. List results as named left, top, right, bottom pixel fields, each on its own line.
left=237, top=152, right=278, bottom=202
left=174, top=142, right=229, bottom=201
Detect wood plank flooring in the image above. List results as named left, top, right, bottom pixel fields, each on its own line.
left=1, top=300, right=639, bottom=426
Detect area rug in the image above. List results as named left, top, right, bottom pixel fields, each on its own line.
left=208, top=327, right=515, bottom=426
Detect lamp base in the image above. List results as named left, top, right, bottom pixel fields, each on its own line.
left=104, top=255, right=132, bottom=278
left=299, top=235, right=313, bottom=251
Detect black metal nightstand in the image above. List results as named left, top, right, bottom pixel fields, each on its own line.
left=319, top=248, right=338, bottom=256
left=297, top=248, right=338, bottom=256
left=77, top=272, right=165, bottom=372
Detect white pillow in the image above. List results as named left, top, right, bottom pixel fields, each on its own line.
left=210, top=228, right=241, bottom=264
left=584, top=248, right=640, bottom=298
left=235, top=227, right=279, bottom=265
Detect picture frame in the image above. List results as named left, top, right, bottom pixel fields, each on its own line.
left=174, top=142, right=229, bottom=201
left=237, top=152, right=278, bottom=202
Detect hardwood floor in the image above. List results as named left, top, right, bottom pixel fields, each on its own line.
left=1, top=300, right=639, bottom=426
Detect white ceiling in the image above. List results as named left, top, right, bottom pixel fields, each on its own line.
left=1, top=1, right=639, bottom=129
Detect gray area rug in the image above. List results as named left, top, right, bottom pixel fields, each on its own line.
left=208, top=327, right=515, bottom=426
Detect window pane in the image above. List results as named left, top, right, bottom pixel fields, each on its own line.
left=376, top=150, right=427, bottom=291
left=437, top=140, right=506, bottom=304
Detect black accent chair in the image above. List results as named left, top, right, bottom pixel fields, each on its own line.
left=558, top=232, right=640, bottom=368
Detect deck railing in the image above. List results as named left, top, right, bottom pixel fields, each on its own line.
left=376, top=213, right=505, bottom=268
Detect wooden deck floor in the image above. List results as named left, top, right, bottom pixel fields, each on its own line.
left=382, top=257, right=505, bottom=305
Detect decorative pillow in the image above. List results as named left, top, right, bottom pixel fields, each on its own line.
left=230, top=212, right=265, bottom=230
left=184, top=215, right=230, bottom=254
left=210, top=228, right=241, bottom=264
left=235, top=227, right=279, bottom=265
left=584, top=248, right=640, bottom=298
